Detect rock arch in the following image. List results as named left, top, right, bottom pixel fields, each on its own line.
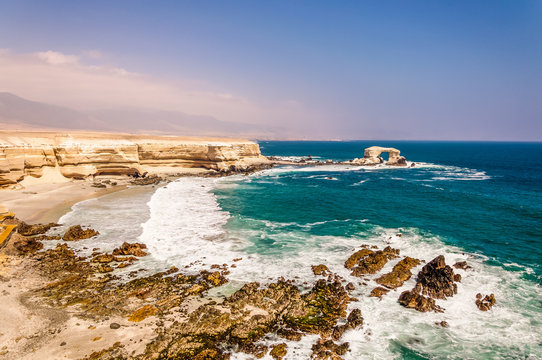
left=352, top=146, right=407, bottom=166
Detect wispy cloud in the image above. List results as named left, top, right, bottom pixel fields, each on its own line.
left=36, top=50, right=79, bottom=65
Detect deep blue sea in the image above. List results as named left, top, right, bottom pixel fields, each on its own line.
left=57, top=141, right=542, bottom=359
left=252, top=141, right=542, bottom=285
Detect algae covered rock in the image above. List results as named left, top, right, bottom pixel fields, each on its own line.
left=62, top=225, right=99, bottom=241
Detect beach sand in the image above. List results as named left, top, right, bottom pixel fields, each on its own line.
left=0, top=180, right=128, bottom=224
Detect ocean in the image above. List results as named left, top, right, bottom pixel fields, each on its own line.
left=56, top=141, right=542, bottom=359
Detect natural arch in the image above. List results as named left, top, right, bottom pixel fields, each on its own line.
left=352, top=146, right=407, bottom=166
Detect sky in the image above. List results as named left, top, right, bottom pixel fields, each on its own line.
left=0, top=0, right=541, bottom=140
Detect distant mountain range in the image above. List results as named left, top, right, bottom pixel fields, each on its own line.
left=0, top=92, right=278, bottom=138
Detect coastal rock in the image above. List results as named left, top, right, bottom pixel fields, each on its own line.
left=350, top=146, right=407, bottom=166
left=416, top=255, right=458, bottom=299
left=347, top=246, right=400, bottom=276
left=312, top=264, right=331, bottom=276
left=0, top=233, right=43, bottom=255
left=130, top=175, right=162, bottom=186
left=112, top=242, right=147, bottom=257
left=375, top=256, right=421, bottom=289
left=370, top=286, right=390, bottom=299
left=475, top=293, right=496, bottom=311
left=453, top=261, right=472, bottom=270
left=270, top=343, right=288, bottom=359
left=128, top=305, right=158, bottom=322
left=62, top=225, right=99, bottom=241
left=398, top=289, right=444, bottom=313
left=331, top=308, right=363, bottom=340
left=311, top=338, right=349, bottom=359
left=16, top=221, right=58, bottom=236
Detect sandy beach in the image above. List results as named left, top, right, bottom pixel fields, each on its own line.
left=0, top=181, right=127, bottom=224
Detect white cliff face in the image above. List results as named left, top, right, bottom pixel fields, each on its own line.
left=351, top=146, right=407, bottom=166
left=0, top=132, right=269, bottom=187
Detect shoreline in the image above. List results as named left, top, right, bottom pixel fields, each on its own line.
left=0, top=180, right=129, bottom=224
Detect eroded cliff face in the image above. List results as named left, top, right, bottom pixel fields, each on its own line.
left=0, top=132, right=269, bottom=187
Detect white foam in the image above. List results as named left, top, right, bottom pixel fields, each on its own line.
left=52, top=173, right=536, bottom=358
left=138, top=178, right=241, bottom=269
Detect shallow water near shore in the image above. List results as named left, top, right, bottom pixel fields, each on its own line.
left=56, top=141, right=542, bottom=359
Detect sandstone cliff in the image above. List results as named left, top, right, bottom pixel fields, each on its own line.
left=0, top=131, right=269, bottom=187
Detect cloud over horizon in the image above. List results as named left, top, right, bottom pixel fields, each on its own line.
left=0, top=48, right=320, bottom=138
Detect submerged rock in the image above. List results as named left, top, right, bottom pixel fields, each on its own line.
left=62, top=225, right=99, bottom=241
left=475, top=293, right=496, bottom=311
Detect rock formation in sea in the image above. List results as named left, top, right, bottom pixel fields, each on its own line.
left=398, top=255, right=461, bottom=312
left=350, top=146, right=407, bottom=166
left=0, top=131, right=270, bottom=187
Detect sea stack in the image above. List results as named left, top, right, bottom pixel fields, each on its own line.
left=351, top=146, right=407, bottom=166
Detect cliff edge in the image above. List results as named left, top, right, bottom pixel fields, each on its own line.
left=0, top=131, right=270, bottom=188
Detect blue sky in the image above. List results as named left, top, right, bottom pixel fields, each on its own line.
left=0, top=0, right=541, bottom=140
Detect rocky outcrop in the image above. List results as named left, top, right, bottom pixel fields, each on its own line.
left=375, top=256, right=421, bottom=289
left=62, top=225, right=99, bottom=241
left=351, top=146, right=407, bottom=166
left=415, top=255, right=458, bottom=299
left=0, top=131, right=270, bottom=187
left=345, top=246, right=400, bottom=276
left=398, top=289, right=444, bottom=313
left=398, top=255, right=460, bottom=313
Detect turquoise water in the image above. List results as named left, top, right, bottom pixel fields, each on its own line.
left=222, top=141, right=542, bottom=284
left=57, top=141, right=542, bottom=359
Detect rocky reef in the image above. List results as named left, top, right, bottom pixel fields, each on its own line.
left=0, top=216, right=497, bottom=359
left=350, top=146, right=407, bottom=166
left=0, top=131, right=270, bottom=187
left=398, top=255, right=462, bottom=312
